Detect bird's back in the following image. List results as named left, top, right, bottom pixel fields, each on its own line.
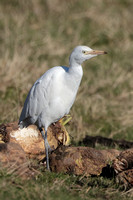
left=19, top=65, right=78, bottom=128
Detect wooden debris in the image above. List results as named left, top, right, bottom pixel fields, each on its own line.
left=113, top=148, right=133, bottom=173
left=0, top=142, right=33, bottom=178
left=0, top=121, right=70, bottom=160
left=113, top=148, right=133, bottom=188
left=1, top=121, right=133, bottom=190
left=49, top=145, right=120, bottom=175
left=116, top=169, right=133, bottom=189
left=81, top=135, right=133, bottom=149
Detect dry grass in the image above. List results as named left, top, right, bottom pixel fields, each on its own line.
left=0, top=0, right=133, bottom=142
left=0, top=0, right=133, bottom=199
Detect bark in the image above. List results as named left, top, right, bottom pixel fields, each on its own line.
left=0, top=142, right=34, bottom=178
left=0, top=121, right=69, bottom=160
left=80, top=135, right=133, bottom=149
left=116, top=169, right=133, bottom=189
left=49, top=145, right=120, bottom=176
left=113, top=148, right=133, bottom=188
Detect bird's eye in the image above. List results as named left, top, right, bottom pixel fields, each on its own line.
left=82, top=50, right=86, bottom=54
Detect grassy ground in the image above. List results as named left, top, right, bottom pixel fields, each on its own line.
left=0, top=0, right=133, bottom=199
left=0, top=169, right=125, bottom=200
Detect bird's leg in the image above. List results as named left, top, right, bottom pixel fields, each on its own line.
left=40, top=128, right=51, bottom=171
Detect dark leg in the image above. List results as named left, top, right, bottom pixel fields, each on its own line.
left=40, top=128, right=51, bottom=171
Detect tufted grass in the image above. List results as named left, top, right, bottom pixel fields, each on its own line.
left=0, top=0, right=133, bottom=199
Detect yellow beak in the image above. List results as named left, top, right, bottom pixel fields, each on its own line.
left=88, top=50, right=107, bottom=55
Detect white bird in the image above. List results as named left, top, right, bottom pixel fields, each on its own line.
left=19, top=45, right=107, bottom=170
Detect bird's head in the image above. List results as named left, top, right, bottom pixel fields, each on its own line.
left=69, top=45, right=107, bottom=65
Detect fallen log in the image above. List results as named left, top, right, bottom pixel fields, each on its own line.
left=80, top=135, right=133, bottom=149
left=49, top=145, right=120, bottom=176
left=113, top=148, right=133, bottom=188
left=49, top=145, right=133, bottom=188
left=0, top=142, right=34, bottom=178
left=116, top=169, right=133, bottom=189
left=0, top=121, right=70, bottom=160
left=113, top=148, right=133, bottom=173
left=0, top=121, right=133, bottom=190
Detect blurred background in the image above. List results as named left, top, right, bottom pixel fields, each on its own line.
left=0, top=0, right=133, bottom=143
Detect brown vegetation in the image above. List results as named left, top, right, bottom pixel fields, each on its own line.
left=0, top=0, right=133, bottom=199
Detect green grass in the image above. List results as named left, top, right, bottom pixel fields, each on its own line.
left=0, top=168, right=130, bottom=200
left=0, top=0, right=133, bottom=199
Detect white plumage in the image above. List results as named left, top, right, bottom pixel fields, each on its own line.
left=19, top=45, right=107, bottom=170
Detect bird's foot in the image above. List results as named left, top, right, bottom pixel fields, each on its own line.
left=59, top=115, right=72, bottom=126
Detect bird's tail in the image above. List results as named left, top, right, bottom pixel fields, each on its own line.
left=18, top=118, right=31, bottom=129
left=19, top=116, right=36, bottom=129
left=18, top=121, right=25, bottom=129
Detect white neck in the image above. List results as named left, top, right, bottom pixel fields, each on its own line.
left=68, top=59, right=83, bottom=79
left=66, top=59, right=83, bottom=95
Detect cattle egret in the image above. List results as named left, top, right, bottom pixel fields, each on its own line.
left=19, top=46, right=107, bottom=170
